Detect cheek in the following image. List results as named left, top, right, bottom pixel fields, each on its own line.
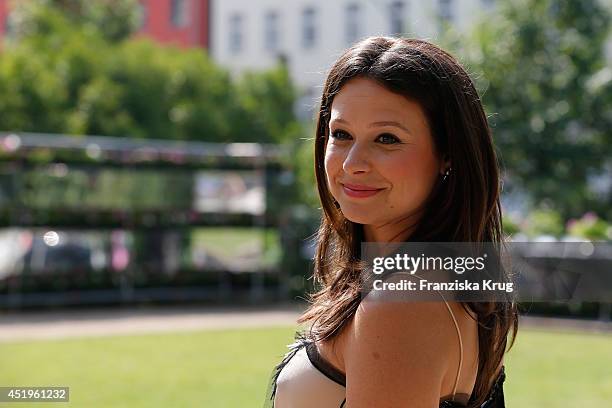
left=324, top=146, right=343, bottom=183
left=386, top=151, right=438, bottom=199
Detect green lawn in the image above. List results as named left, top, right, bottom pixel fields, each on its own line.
left=503, top=329, right=612, bottom=407
left=0, top=326, right=610, bottom=407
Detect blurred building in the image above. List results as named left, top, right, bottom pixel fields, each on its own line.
left=1, top=0, right=611, bottom=118
left=135, top=0, right=210, bottom=48
left=0, top=0, right=7, bottom=39
left=209, top=0, right=499, bottom=119
left=0, top=0, right=211, bottom=49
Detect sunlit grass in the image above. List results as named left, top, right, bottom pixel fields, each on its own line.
left=1, top=326, right=610, bottom=407
left=504, top=329, right=612, bottom=407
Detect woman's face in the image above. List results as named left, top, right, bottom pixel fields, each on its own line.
left=324, top=77, right=445, bottom=240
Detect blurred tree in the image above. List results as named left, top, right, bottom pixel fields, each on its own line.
left=7, top=0, right=143, bottom=43
left=566, top=212, right=612, bottom=240
left=450, top=0, right=612, bottom=220
left=66, top=39, right=238, bottom=140
left=0, top=1, right=302, bottom=144
left=501, top=215, right=520, bottom=237
left=234, top=60, right=303, bottom=144
left=1, top=1, right=305, bottom=290
left=522, top=208, right=565, bottom=238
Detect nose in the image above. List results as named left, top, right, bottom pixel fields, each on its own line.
left=342, top=142, right=371, bottom=174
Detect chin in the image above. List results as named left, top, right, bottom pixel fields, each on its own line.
left=337, top=207, right=373, bottom=225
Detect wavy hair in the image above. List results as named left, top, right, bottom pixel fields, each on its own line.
left=297, top=37, right=518, bottom=407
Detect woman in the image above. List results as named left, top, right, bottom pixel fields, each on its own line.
left=264, top=36, right=518, bottom=408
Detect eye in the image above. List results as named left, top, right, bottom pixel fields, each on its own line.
left=329, top=129, right=352, bottom=141
left=376, top=133, right=401, bottom=144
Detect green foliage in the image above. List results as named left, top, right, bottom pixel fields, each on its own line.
left=234, top=62, right=303, bottom=144
left=0, top=1, right=302, bottom=144
left=522, top=208, right=565, bottom=238
left=0, top=43, right=69, bottom=131
left=566, top=212, right=612, bottom=240
left=64, top=39, right=240, bottom=140
left=8, top=0, right=143, bottom=43
left=449, top=0, right=612, bottom=220
left=20, top=167, right=193, bottom=211
left=502, top=215, right=521, bottom=237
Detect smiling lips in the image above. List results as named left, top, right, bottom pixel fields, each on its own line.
left=341, top=183, right=385, bottom=198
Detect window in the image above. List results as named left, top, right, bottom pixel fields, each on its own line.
left=439, top=0, right=454, bottom=23
left=264, top=11, right=280, bottom=52
left=137, top=2, right=148, bottom=30
left=301, top=7, right=317, bottom=49
left=389, top=1, right=405, bottom=36
left=4, top=13, right=14, bottom=37
left=345, top=3, right=361, bottom=45
left=229, top=13, right=243, bottom=53
left=170, top=0, right=189, bottom=27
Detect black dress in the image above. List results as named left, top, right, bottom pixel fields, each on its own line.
left=264, top=332, right=506, bottom=408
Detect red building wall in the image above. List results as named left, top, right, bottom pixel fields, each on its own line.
left=0, top=0, right=210, bottom=50
left=0, top=0, right=8, bottom=43
left=136, top=0, right=209, bottom=49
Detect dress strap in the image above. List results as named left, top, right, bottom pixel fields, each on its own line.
left=305, top=340, right=346, bottom=387
left=441, top=295, right=463, bottom=402
left=410, top=273, right=465, bottom=402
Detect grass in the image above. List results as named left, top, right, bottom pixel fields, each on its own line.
left=0, top=326, right=296, bottom=408
left=0, top=326, right=610, bottom=407
left=503, top=329, right=612, bottom=407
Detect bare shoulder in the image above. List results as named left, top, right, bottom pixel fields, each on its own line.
left=348, top=298, right=460, bottom=365
left=343, top=298, right=461, bottom=407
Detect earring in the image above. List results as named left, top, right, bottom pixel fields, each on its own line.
left=442, top=167, right=451, bottom=182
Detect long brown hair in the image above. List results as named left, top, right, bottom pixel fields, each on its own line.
left=297, top=37, right=518, bottom=407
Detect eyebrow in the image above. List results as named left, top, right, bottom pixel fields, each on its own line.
left=330, top=118, right=412, bottom=134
